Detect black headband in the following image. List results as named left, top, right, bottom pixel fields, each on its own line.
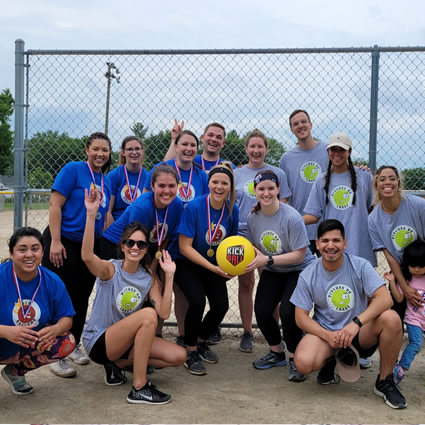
left=253, top=172, right=279, bottom=187
left=208, top=166, right=234, bottom=185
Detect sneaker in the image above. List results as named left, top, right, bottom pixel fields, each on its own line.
left=206, top=327, right=222, bottom=345
left=317, top=356, right=340, bottom=385
left=104, top=362, right=127, bottom=386
left=288, top=359, right=306, bottom=382
left=184, top=350, right=207, bottom=375
left=50, top=359, right=77, bottom=378
left=359, top=356, right=372, bottom=369
left=239, top=331, right=254, bottom=353
left=393, top=364, right=406, bottom=385
left=374, top=373, right=407, bottom=409
left=68, top=344, right=90, bottom=365
left=175, top=335, right=186, bottom=348
left=126, top=380, right=171, bottom=405
left=197, top=341, right=219, bottom=363
left=1, top=365, right=34, bottom=396
left=253, top=350, right=287, bottom=370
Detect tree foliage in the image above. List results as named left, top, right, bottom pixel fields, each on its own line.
left=0, top=89, right=14, bottom=175
left=402, top=167, right=425, bottom=191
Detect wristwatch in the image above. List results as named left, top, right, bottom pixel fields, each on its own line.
left=267, top=255, right=274, bottom=266
left=352, top=316, right=363, bottom=327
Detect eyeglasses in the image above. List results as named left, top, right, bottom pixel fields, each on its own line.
left=123, top=239, right=148, bottom=249
left=378, top=176, right=399, bottom=183
left=125, top=147, right=142, bottom=152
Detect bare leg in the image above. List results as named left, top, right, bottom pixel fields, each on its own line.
left=358, top=309, right=402, bottom=378
left=294, top=333, right=336, bottom=375
left=238, top=270, right=255, bottom=333
left=105, top=307, right=157, bottom=390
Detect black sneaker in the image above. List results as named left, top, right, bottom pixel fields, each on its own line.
left=104, top=362, right=127, bottom=386
left=206, top=327, right=222, bottom=345
left=374, top=373, right=407, bottom=409
left=317, top=356, right=340, bottom=385
left=197, top=341, right=219, bottom=363
left=175, top=335, right=186, bottom=348
left=126, top=380, right=171, bottom=405
left=253, top=350, right=287, bottom=370
left=184, top=350, right=207, bottom=375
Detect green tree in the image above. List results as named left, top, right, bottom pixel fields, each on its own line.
left=0, top=89, right=14, bottom=175
left=28, top=131, right=86, bottom=179
left=402, top=167, right=425, bottom=191
left=221, top=129, right=246, bottom=166
left=28, top=167, right=54, bottom=189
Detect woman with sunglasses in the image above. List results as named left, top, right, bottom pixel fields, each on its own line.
left=172, top=163, right=238, bottom=375
left=81, top=188, right=186, bottom=405
left=368, top=165, right=425, bottom=309
left=106, top=136, right=149, bottom=224
left=42, top=132, right=112, bottom=378
left=303, top=132, right=376, bottom=266
left=234, top=129, right=291, bottom=353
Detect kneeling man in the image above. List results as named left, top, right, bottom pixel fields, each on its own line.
left=290, top=219, right=406, bottom=409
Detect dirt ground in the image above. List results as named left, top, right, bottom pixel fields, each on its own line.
left=0, top=209, right=424, bottom=423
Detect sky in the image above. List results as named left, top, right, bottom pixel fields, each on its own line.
left=2, top=0, right=425, bottom=92
left=1, top=0, right=425, bottom=169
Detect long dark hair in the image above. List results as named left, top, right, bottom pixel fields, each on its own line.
left=118, top=222, right=151, bottom=274
left=3, top=227, right=44, bottom=264
left=251, top=170, right=280, bottom=215
left=86, top=132, right=112, bottom=174
left=401, top=239, right=425, bottom=281
left=324, top=155, right=357, bottom=205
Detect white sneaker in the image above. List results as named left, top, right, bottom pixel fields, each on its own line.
left=68, top=344, right=90, bottom=365
left=50, top=359, right=77, bottom=378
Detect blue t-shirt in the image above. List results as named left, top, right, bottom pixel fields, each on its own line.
left=107, top=165, right=149, bottom=220
left=52, top=162, right=111, bottom=241
left=170, top=194, right=239, bottom=263
left=194, top=154, right=236, bottom=173
left=0, top=262, right=75, bottom=358
left=143, top=159, right=209, bottom=204
left=102, top=192, right=183, bottom=256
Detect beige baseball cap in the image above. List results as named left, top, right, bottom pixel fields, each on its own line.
left=328, top=132, right=352, bottom=150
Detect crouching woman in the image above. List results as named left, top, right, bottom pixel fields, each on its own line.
left=81, top=188, right=186, bottom=405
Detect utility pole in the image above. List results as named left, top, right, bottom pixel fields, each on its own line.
left=105, top=62, right=120, bottom=135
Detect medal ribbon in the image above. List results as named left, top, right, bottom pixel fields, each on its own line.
left=155, top=206, right=169, bottom=249
left=174, top=160, right=193, bottom=200
left=12, top=265, right=42, bottom=320
left=86, top=162, right=105, bottom=203
left=123, top=165, right=143, bottom=203
left=201, top=156, right=219, bottom=172
left=206, top=195, right=225, bottom=247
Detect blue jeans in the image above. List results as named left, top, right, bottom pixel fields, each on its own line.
left=399, top=323, right=423, bottom=370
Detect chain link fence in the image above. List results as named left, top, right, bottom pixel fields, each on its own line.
left=11, top=42, right=425, bottom=331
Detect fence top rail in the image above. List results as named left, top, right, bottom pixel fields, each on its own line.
left=24, top=45, right=425, bottom=56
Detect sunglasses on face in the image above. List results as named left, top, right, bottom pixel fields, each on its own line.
left=123, top=239, right=148, bottom=249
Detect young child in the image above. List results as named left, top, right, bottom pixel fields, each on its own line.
left=385, top=239, right=425, bottom=384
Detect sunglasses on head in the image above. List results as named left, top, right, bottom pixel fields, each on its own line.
left=123, top=239, right=148, bottom=250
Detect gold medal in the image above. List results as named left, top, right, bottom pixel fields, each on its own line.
left=155, top=250, right=162, bottom=260
left=207, top=248, right=214, bottom=257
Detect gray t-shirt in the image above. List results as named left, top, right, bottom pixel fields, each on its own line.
left=234, top=164, right=291, bottom=236
left=82, top=259, right=152, bottom=354
left=290, top=253, right=385, bottom=331
left=279, top=141, right=329, bottom=240
left=304, top=168, right=377, bottom=266
left=368, top=194, right=425, bottom=263
left=247, top=203, right=315, bottom=272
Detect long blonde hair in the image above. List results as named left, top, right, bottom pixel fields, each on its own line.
left=208, top=162, right=236, bottom=217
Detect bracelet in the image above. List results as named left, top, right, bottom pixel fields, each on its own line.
left=352, top=316, right=363, bottom=327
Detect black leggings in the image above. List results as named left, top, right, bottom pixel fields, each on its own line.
left=42, top=227, right=98, bottom=344
left=254, top=269, right=302, bottom=354
left=174, top=259, right=229, bottom=347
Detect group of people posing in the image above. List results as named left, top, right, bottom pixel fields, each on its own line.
left=1, top=110, right=424, bottom=410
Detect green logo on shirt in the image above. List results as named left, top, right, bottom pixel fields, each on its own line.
left=327, top=284, right=354, bottom=312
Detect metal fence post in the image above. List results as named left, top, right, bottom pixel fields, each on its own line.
left=14, top=39, right=25, bottom=231
left=368, top=44, right=380, bottom=173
